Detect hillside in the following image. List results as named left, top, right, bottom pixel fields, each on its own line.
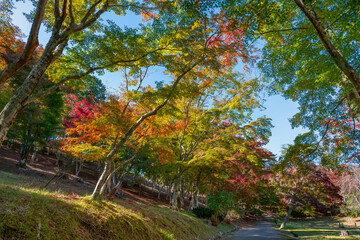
left=0, top=147, right=231, bottom=239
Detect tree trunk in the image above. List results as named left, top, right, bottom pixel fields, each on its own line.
left=167, top=181, right=172, bottom=200
left=91, top=159, right=111, bottom=200
left=112, top=171, right=126, bottom=197
left=30, top=151, right=37, bottom=165
left=280, top=197, right=294, bottom=229
left=158, top=185, right=162, bottom=199
left=171, top=179, right=179, bottom=210
left=179, top=177, right=185, bottom=208
left=0, top=36, right=59, bottom=146
left=56, top=150, right=61, bottom=166
left=187, top=196, right=193, bottom=214
left=151, top=178, right=155, bottom=193
left=75, top=158, right=83, bottom=176
left=192, top=187, right=199, bottom=209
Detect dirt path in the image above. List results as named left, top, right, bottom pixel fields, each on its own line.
left=226, top=221, right=281, bottom=240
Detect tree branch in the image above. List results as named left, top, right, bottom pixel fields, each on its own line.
left=23, top=47, right=166, bottom=106
left=259, top=27, right=308, bottom=35
left=304, top=96, right=346, bottom=157
left=0, top=0, right=48, bottom=85
left=107, top=60, right=201, bottom=160
left=81, top=0, right=103, bottom=24
left=294, top=0, right=360, bottom=103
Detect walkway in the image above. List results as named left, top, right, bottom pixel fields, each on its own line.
left=226, top=221, right=282, bottom=240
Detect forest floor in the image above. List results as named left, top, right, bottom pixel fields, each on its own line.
left=0, top=146, right=235, bottom=239
left=278, top=217, right=360, bottom=239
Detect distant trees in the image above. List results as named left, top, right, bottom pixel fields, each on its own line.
left=338, top=167, right=360, bottom=216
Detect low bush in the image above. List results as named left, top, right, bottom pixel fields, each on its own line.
left=193, top=207, right=215, bottom=219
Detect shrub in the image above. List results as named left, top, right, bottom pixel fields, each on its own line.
left=217, top=214, right=225, bottom=222
left=193, top=207, right=215, bottom=219
left=207, top=192, right=234, bottom=216
left=341, top=208, right=360, bottom=217
left=248, top=208, right=263, bottom=216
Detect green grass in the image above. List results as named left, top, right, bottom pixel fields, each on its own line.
left=279, top=217, right=360, bottom=240
left=0, top=171, right=231, bottom=239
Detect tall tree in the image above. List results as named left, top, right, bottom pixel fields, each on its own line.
left=0, top=0, right=170, bottom=145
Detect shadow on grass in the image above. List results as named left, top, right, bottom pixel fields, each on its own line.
left=282, top=218, right=360, bottom=239
left=0, top=174, right=226, bottom=240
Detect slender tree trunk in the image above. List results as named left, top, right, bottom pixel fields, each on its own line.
left=187, top=196, right=193, bottom=214
left=56, top=150, right=61, bottom=166
left=91, top=159, right=111, bottom=200
left=171, top=179, right=179, bottom=210
left=179, top=177, right=185, bottom=208
left=75, top=158, right=83, bottom=176
left=112, top=171, right=126, bottom=197
left=158, top=184, right=162, bottom=199
left=280, top=197, right=294, bottom=229
left=151, top=178, right=155, bottom=193
left=192, top=187, right=199, bottom=209
left=30, top=151, right=37, bottom=164
left=167, top=181, right=172, bottom=200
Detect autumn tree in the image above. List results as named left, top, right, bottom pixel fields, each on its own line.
left=217, top=0, right=360, bottom=166
left=276, top=137, right=342, bottom=229
left=338, top=166, right=360, bottom=216
left=0, top=0, right=175, bottom=145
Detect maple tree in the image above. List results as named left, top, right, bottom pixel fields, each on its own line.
left=275, top=140, right=342, bottom=229
left=338, top=166, right=360, bottom=216
left=0, top=0, right=167, bottom=145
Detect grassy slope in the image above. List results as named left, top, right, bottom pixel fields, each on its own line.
left=279, top=217, right=360, bottom=240
left=0, top=171, right=230, bottom=240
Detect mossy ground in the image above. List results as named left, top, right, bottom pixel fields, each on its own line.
left=0, top=171, right=231, bottom=239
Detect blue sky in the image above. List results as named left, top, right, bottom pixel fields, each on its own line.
left=11, top=1, right=307, bottom=157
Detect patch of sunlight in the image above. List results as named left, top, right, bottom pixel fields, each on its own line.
left=160, top=229, right=175, bottom=240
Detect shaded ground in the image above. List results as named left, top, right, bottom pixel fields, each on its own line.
left=0, top=146, right=235, bottom=239
left=0, top=146, right=172, bottom=206
left=226, top=221, right=281, bottom=240
left=0, top=170, right=231, bottom=240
